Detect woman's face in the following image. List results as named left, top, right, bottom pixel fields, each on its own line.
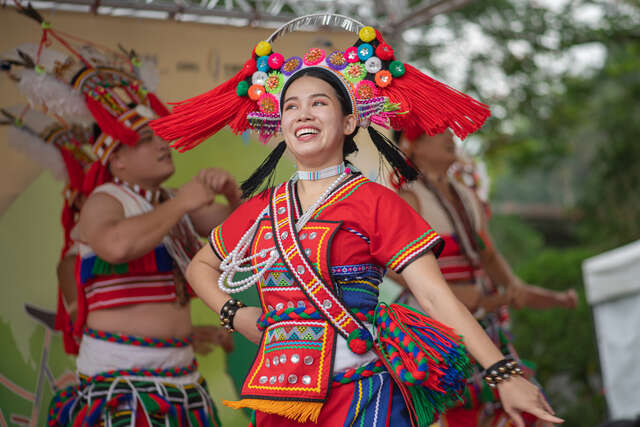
left=280, top=75, right=356, bottom=169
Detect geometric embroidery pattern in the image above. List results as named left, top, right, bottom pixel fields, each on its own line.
left=266, top=325, right=325, bottom=344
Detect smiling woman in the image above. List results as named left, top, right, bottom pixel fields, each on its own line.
left=151, top=14, right=563, bottom=427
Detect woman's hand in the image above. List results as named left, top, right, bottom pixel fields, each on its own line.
left=497, top=376, right=564, bottom=426
left=192, top=325, right=234, bottom=354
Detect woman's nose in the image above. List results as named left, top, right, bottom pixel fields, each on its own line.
left=297, top=105, right=312, bottom=121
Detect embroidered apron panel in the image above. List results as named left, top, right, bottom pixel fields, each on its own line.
left=240, top=218, right=341, bottom=401
left=242, top=319, right=333, bottom=400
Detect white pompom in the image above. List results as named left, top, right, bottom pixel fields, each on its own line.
left=7, top=125, right=67, bottom=181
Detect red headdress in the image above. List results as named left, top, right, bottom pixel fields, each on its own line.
left=9, top=3, right=170, bottom=195
left=152, top=14, right=489, bottom=152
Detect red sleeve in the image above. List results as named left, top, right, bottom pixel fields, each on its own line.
left=208, top=192, right=270, bottom=261
left=366, top=184, right=444, bottom=273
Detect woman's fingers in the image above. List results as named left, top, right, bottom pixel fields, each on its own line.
left=540, top=393, right=555, bottom=415
left=530, top=407, right=564, bottom=424
left=505, top=408, right=525, bottom=427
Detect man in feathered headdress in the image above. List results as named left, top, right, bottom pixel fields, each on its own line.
left=7, top=6, right=241, bottom=425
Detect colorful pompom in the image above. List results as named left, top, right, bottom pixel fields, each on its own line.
left=281, top=56, right=302, bottom=76
left=251, top=71, right=268, bottom=86
left=268, top=52, right=285, bottom=69
left=248, top=84, right=266, bottom=101
left=255, top=41, right=272, bottom=57
left=257, top=56, right=270, bottom=72
left=344, top=63, right=367, bottom=83
left=327, top=50, right=347, bottom=70
left=356, top=80, right=378, bottom=99
left=264, top=72, right=284, bottom=94
left=344, top=47, right=360, bottom=64
left=359, top=26, right=377, bottom=43
left=236, top=80, right=249, bottom=96
left=375, top=43, right=394, bottom=61
left=347, top=328, right=373, bottom=354
left=357, top=43, right=374, bottom=61
left=389, top=60, right=406, bottom=77
left=365, top=57, right=382, bottom=74
left=258, top=93, right=279, bottom=114
left=375, top=70, right=392, bottom=87
left=303, top=48, right=326, bottom=66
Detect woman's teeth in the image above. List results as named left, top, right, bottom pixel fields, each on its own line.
left=296, top=128, right=319, bottom=138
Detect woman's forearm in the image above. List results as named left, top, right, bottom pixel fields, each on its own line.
left=186, top=245, right=262, bottom=343
left=402, top=254, right=505, bottom=368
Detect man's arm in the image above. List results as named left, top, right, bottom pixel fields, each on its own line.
left=79, top=176, right=215, bottom=264
left=479, top=229, right=576, bottom=309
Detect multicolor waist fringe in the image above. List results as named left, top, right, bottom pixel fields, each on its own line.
left=47, top=361, right=221, bottom=427
left=238, top=303, right=471, bottom=426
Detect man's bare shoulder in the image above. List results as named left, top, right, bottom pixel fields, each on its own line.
left=79, top=191, right=125, bottom=230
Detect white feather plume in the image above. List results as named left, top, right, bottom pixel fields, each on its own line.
left=18, top=69, right=93, bottom=125
left=136, top=60, right=159, bottom=92
left=7, top=125, right=67, bottom=181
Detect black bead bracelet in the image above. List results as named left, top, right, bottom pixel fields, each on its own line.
left=219, top=298, right=246, bottom=332
left=483, top=357, right=523, bottom=388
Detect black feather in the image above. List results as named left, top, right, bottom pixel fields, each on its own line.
left=16, top=50, right=35, bottom=69
left=16, top=2, right=44, bottom=24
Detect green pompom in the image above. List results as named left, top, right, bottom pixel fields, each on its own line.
left=389, top=61, right=406, bottom=77
left=236, top=80, right=249, bottom=97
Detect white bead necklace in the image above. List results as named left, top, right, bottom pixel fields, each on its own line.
left=218, top=170, right=350, bottom=294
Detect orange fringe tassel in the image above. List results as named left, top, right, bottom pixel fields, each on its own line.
left=223, top=399, right=323, bottom=423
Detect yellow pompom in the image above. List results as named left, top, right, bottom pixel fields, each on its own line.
left=359, top=26, right=376, bottom=43
left=255, top=41, right=272, bottom=57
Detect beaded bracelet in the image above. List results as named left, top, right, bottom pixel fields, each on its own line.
left=483, top=357, right=523, bottom=388
left=220, top=298, right=246, bottom=332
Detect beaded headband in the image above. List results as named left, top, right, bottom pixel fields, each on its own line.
left=152, top=14, right=491, bottom=152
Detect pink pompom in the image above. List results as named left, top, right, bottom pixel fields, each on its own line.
left=268, top=53, right=285, bottom=69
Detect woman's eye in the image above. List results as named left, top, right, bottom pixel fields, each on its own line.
left=313, top=100, right=327, bottom=106
left=284, top=104, right=297, bottom=110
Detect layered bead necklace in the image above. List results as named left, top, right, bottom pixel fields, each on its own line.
left=218, top=163, right=349, bottom=294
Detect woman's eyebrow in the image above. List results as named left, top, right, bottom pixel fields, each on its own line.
left=284, top=93, right=331, bottom=104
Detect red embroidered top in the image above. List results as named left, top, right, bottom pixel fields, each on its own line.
left=211, top=174, right=443, bottom=273
left=209, top=174, right=443, bottom=406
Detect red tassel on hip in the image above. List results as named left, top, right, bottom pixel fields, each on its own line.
left=150, top=58, right=257, bottom=152
left=380, top=64, right=490, bottom=141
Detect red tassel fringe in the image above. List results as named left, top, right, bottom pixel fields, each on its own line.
left=380, top=64, right=490, bottom=141
left=83, top=161, right=112, bottom=195
left=60, top=149, right=85, bottom=193
left=147, top=92, right=170, bottom=117
left=85, top=95, right=139, bottom=147
left=150, top=58, right=257, bottom=152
